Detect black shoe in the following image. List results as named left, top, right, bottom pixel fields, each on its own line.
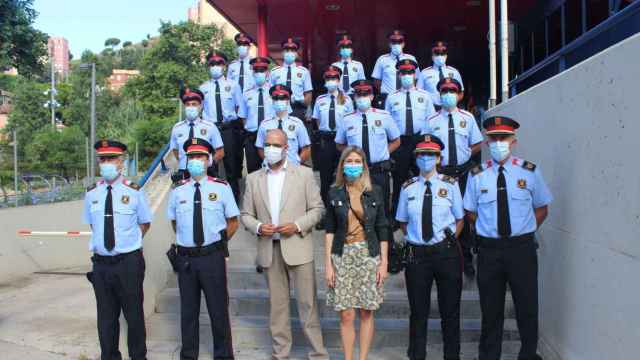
left=464, top=263, right=476, bottom=278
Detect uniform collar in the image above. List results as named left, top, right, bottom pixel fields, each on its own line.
left=102, top=175, right=125, bottom=188
left=401, top=87, right=415, bottom=93
left=419, top=171, right=439, bottom=184
left=211, top=76, right=227, bottom=82
left=491, top=156, right=516, bottom=173
left=340, top=58, right=352, bottom=63
left=441, top=107, right=459, bottom=116
left=185, top=117, right=203, bottom=124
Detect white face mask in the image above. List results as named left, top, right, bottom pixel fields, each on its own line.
left=264, top=145, right=284, bottom=165
left=489, top=140, right=511, bottom=162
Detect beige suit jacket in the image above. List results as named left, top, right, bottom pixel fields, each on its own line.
left=241, top=163, right=324, bottom=268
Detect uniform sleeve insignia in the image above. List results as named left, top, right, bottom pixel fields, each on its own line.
left=418, top=97, right=424, bottom=103
left=470, top=165, right=484, bottom=176
left=402, top=177, right=418, bottom=189
left=121, top=195, right=130, bottom=204
left=522, top=161, right=537, bottom=172
left=200, top=128, right=207, bottom=136
left=459, top=120, right=467, bottom=128
left=125, top=182, right=141, bottom=191
left=86, top=184, right=97, bottom=192
left=517, top=179, right=527, bottom=189
left=374, top=119, right=382, bottom=127
left=209, top=192, right=218, bottom=201
left=441, top=175, right=457, bottom=184
left=438, top=188, right=448, bottom=198
left=288, top=124, right=296, bottom=131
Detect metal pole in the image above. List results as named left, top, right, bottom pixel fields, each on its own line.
left=51, top=60, right=56, bottom=130
left=500, top=0, right=510, bottom=102
left=135, top=142, right=139, bottom=176
left=13, top=130, right=18, bottom=207
left=488, top=0, right=497, bottom=108
left=85, top=137, right=90, bottom=183
left=90, top=63, right=96, bottom=182
left=178, top=100, right=183, bottom=122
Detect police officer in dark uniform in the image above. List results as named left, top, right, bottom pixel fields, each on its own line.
left=167, top=138, right=240, bottom=360
left=395, top=136, right=464, bottom=360
left=199, top=51, right=243, bottom=201
left=83, top=140, right=152, bottom=360
left=464, top=116, right=553, bottom=360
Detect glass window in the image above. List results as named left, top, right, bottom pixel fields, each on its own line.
left=565, top=0, right=584, bottom=43
left=533, top=21, right=546, bottom=64
left=549, top=7, right=563, bottom=53
left=521, top=32, right=533, bottom=71
left=587, top=0, right=610, bottom=30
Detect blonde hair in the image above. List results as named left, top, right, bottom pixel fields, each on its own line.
left=334, top=146, right=372, bottom=191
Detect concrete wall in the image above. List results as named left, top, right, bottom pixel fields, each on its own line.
left=486, top=33, right=640, bottom=360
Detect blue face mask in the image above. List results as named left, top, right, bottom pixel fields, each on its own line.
left=325, top=80, right=339, bottom=92
left=433, top=55, right=447, bottom=67
left=99, top=163, right=119, bottom=181
left=283, top=51, right=296, bottom=65
left=343, top=163, right=364, bottom=180
left=441, top=93, right=458, bottom=109
left=416, top=155, right=437, bottom=173
left=355, top=97, right=371, bottom=111
left=489, top=140, right=511, bottom=162
left=339, top=48, right=353, bottom=59
left=273, top=100, right=288, bottom=112
left=209, top=66, right=223, bottom=79
left=254, top=72, right=267, bottom=86
left=184, top=106, right=199, bottom=121
left=390, top=44, right=403, bottom=56
left=187, top=159, right=206, bottom=177
left=237, top=45, right=249, bottom=58
left=401, top=74, right=414, bottom=88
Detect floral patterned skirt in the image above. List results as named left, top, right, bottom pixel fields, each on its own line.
left=327, top=241, right=384, bottom=312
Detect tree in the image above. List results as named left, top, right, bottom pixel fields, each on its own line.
left=24, top=126, right=86, bottom=177
left=132, top=115, right=175, bottom=168
left=122, top=41, right=132, bottom=48
left=104, top=37, right=121, bottom=49
left=2, top=77, right=50, bottom=153
left=0, top=0, right=48, bottom=77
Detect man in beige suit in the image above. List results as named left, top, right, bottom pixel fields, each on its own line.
left=241, top=129, right=329, bottom=360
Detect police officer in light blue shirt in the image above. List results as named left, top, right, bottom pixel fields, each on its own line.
left=418, top=41, right=464, bottom=109
left=227, top=33, right=254, bottom=93
left=167, top=138, right=239, bottom=360
left=463, top=116, right=552, bottom=360
left=331, top=34, right=366, bottom=95
left=270, top=38, right=313, bottom=120
left=169, top=88, right=224, bottom=183
left=371, top=30, right=419, bottom=108
left=256, top=85, right=311, bottom=165
left=385, top=59, right=436, bottom=217
left=200, top=51, right=243, bottom=200
left=83, top=140, right=152, bottom=360
left=395, top=136, right=464, bottom=360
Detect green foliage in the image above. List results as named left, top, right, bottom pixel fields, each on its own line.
left=122, top=41, right=132, bottom=48
left=132, top=115, right=175, bottom=168
left=3, top=77, right=50, bottom=151
left=104, top=37, right=121, bottom=48
left=0, top=0, right=48, bottom=77
left=23, top=125, right=86, bottom=177
left=0, top=73, right=18, bottom=91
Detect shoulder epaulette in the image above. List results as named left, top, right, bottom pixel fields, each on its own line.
left=371, top=108, right=389, bottom=114
left=272, top=65, right=282, bottom=71
left=470, top=165, right=485, bottom=176
left=173, top=179, right=189, bottom=188
left=447, top=65, right=459, bottom=71
left=402, top=177, right=419, bottom=189
left=86, top=184, right=97, bottom=192
left=460, top=109, right=475, bottom=118
left=441, top=174, right=457, bottom=185
left=427, top=112, right=440, bottom=121
left=424, top=66, right=433, bottom=70
left=317, top=93, right=328, bottom=99
left=345, top=111, right=358, bottom=117
left=124, top=180, right=141, bottom=191
left=522, top=160, right=537, bottom=172
left=208, top=176, right=229, bottom=185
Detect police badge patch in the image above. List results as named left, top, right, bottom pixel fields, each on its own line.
left=460, top=120, right=467, bottom=128
left=288, top=124, right=295, bottom=131
left=200, top=129, right=207, bottom=136
left=209, top=193, right=218, bottom=201
left=517, top=179, right=527, bottom=189
left=418, top=97, right=424, bottom=103
left=438, top=188, right=448, bottom=198
left=352, top=67, right=357, bottom=73
left=121, top=195, right=130, bottom=204
left=297, top=73, right=302, bottom=78
left=225, top=86, right=231, bottom=92
left=374, top=119, right=382, bottom=127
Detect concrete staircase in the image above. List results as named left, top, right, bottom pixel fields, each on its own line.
left=147, top=227, right=520, bottom=359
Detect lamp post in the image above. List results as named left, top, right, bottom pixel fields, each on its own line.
left=80, top=63, right=96, bottom=182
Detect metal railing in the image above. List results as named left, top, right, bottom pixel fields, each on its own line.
left=137, top=143, right=170, bottom=188
left=510, top=1, right=640, bottom=95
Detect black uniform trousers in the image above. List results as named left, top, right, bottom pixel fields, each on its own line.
left=477, top=234, right=541, bottom=360
left=317, top=132, right=340, bottom=208
left=87, top=250, right=146, bottom=360
left=391, top=135, right=421, bottom=217
left=177, top=246, right=234, bottom=360
left=405, top=244, right=462, bottom=360
left=244, top=130, right=262, bottom=174
left=439, top=166, right=474, bottom=268
left=218, top=121, right=243, bottom=201
left=374, top=93, right=388, bottom=110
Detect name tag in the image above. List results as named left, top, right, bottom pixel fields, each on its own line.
left=408, top=196, right=415, bottom=201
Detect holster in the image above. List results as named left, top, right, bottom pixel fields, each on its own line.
left=166, top=244, right=178, bottom=272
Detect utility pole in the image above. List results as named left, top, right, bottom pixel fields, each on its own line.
left=13, top=130, right=18, bottom=207
left=500, top=0, right=510, bottom=102
left=488, top=0, right=497, bottom=108
left=51, top=60, right=56, bottom=129
left=85, top=137, right=90, bottom=184
left=90, top=63, right=96, bottom=182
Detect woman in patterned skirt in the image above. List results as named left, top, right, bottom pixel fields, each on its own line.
left=324, top=146, right=390, bottom=360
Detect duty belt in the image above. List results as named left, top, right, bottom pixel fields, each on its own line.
left=407, top=238, right=456, bottom=258
left=92, top=249, right=141, bottom=265
left=318, top=130, right=337, bottom=138
left=439, top=160, right=475, bottom=178
left=369, top=160, right=391, bottom=173
left=476, top=233, right=535, bottom=249
left=216, top=119, right=241, bottom=131
left=177, top=241, right=225, bottom=257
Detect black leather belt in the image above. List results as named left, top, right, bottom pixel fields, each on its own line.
left=439, top=160, right=475, bottom=178
left=216, top=120, right=241, bottom=131
left=369, top=160, right=391, bottom=173
left=477, top=233, right=535, bottom=249
left=408, top=239, right=455, bottom=258
left=318, top=130, right=337, bottom=138
left=177, top=241, right=225, bottom=257
left=92, top=249, right=141, bottom=265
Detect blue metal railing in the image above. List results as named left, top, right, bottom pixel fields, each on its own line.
left=137, top=143, right=170, bottom=188
left=510, top=1, right=640, bottom=95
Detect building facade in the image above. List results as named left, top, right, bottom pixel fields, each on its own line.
left=47, top=37, right=70, bottom=78
left=107, top=69, right=140, bottom=92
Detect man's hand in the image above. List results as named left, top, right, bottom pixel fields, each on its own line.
left=276, top=223, right=299, bottom=237
left=259, top=223, right=277, bottom=236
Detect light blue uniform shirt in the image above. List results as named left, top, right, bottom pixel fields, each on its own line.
left=270, top=64, right=313, bottom=103
left=463, top=157, right=553, bottom=238
left=237, top=83, right=276, bottom=132
left=335, top=108, right=401, bottom=164
left=167, top=177, right=240, bottom=247
left=255, top=115, right=311, bottom=165
left=423, top=109, right=483, bottom=166
left=384, top=88, right=436, bottom=135
left=83, top=177, right=153, bottom=256
left=227, top=57, right=254, bottom=91
left=371, top=53, right=419, bottom=95
left=199, top=77, right=239, bottom=123
left=395, top=173, right=464, bottom=245
left=169, top=118, right=224, bottom=169
left=331, top=59, right=366, bottom=94
left=417, top=65, right=464, bottom=106
left=311, top=92, right=354, bottom=132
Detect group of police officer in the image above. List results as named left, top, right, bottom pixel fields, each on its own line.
left=83, top=29, right=552, bottom=360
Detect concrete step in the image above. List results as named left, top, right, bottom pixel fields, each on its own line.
left=146, top=340, right=523, bottom=359
left=165, top=265, right=482, bottom=292
left=146, top=314, right=520, bottom=349
left=156, top=288, right=516, bottom=320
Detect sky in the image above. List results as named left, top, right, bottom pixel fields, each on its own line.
left=33, top=0, right=198, bottom=58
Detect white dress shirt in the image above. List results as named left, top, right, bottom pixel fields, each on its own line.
left=267, top=162, right=287, bottom=239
